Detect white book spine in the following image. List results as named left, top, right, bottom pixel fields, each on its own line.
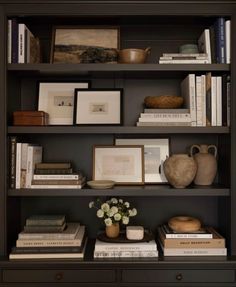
left=159, top=59, right=208, bottom=64
left=165, top=233, right=213, bottom=239
left=8, top=19, right=12, bottom=63
left=136, top=122, right=191, bottom=127
left=138, top=116, right=191, bottom=123
left=216, top=76, right=222, bottom=126
left=10, top=252, right=84, bottom=259
left=30, top=184, right=84, bottom=189
left=18, top=23, right=25, bottom=63
left=95, top=241, right=157, bottom=252
left=211, top=76, right=217, bottom=126
left=189, top=74, right=197, bottom=126
left=140, top=113, right=191, bottom=119
left=15, top=143, right=22, bottom=189
left=163, top=248, right=227, bottom=256
left=21, top=143, right=29, bottom=188
left=33, top=174, right=80, bottom=180
left=205, top=29, right=212, bottom=64
left=94, top=250, right=159, bottom=258
left=226, top=20, right=231, bottom=64
left=26, top=146, right=42, bottom=188
left=196, top=76, right=203, bottom=126
left=201, top=75, right=206, bottom=126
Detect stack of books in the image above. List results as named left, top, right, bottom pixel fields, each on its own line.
left=94, top=238, right=158, bottom=258
left=8, top=18, right=41, bottom=64
left=136, top=108, right=191, bottom=127
left=9, top=215, right=87, bottom=259
left=157, top=224, right=227, bottom=256
left=31, top=162, right=86, bottom=189
left=159, top=53, right=209, bottom=64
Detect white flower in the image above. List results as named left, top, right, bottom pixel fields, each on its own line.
left=130, top=208, right=137, bottom=216
left=122, top=216, right=129, bottom=225
left=101, top=203, right=110, bottom=212
left=114, top=213, right=122, bottom=221
left=118, top=199, right=123, bottom=203
left=106, top=209, right=115, bottom=217
left=96, top=209, right=104, bottom=218
left=124, top=201, right=130, bottom=208
left=104, top=218, right=113, bottom=226
left=111, top=206, right=118, bottom=214
left=111, top=197, right=118, bottom=204
left=89, top=201, right=94, bottom=208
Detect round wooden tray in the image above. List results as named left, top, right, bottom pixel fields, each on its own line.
left=97, top=230, right=154, bottom=243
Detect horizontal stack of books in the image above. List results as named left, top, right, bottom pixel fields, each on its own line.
left=9, top=215, right=87, bottom=259
left=94, top=238, right=158, bottom=258
left=159, top=53, right=209, bottom=64
left=157, top=224, right=227, bottom=256
left=136, top=108, right=191, bottom=127
left=31, top=162, right=86, bottom=189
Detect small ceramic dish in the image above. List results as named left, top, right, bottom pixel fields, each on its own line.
left=87, top=180, right=115, bottom=189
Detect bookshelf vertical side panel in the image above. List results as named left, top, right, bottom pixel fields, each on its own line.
left=230, top=11, right=236, bottom=256
left=0, top=5, right=7, bottom=257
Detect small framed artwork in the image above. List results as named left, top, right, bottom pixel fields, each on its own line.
left=115, top=138, right=169, bottom=183
left=93, top=145, right=144, bottom=185
left=50, top=26, right=119, bottom=63
left=74, top=89, right=122, bottom=125
left=38, top=81, right=90, bottom=125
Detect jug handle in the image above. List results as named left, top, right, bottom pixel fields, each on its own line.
left=208, top=145, right=217, bottom=157
left=145, top=47, right=151, bottom=54
left=190, top=145, right=200, bottom=156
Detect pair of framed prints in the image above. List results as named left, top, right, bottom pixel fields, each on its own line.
left=38, top=82, right=122, bottom=125
left=93, top=139, right=169, bottom=185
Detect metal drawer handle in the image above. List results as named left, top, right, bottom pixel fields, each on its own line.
left=176, top=273, right=183, bottom=281
left=55, top=272, right=64, bottom=281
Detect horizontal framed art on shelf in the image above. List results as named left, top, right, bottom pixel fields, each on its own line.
left=74, top=89, right=123, bottom=125
left=93, top=145, right=144, bottom=185
left=115, top=138, right=169, bottom=183
left=50, top=26, right=120, bottom=64
left=38, top=81, right=90, bottom=125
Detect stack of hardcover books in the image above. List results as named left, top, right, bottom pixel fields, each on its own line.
left=157, top=224, right=227, bottom=256
left=159, top=53, right=209, bottom=64
left=9, top=215, right=87, bottom=259
left=31, top=162, right=86, bottom=189
left=94, top=238, right=158, bottom=258
left=136, top=108, right=191, bottom=127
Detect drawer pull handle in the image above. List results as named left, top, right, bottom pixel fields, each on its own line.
left=176, top=273, right=183, bottom=281
left=55, top=272, right=64, bottom=281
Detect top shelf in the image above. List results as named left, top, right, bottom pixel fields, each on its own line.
left=7, top=64, right=230, bottom=78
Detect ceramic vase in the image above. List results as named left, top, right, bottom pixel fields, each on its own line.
left=105, top=223, right=120, bottom=238
left=163, top=154, right=197, bottom=188
left=190, top=144, right=217, bottom=185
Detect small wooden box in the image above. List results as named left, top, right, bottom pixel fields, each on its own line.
left=13, top=111, right=49, bottom=126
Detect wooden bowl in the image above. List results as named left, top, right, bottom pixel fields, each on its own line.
left=144, top=95, right=184, bottom=109
left=118, top=47, right=151, bottom=64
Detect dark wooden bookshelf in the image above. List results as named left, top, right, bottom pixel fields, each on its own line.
left=1, top=1, right=236, bottom=286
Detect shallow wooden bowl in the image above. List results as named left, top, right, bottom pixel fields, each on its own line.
left=144, top=95, right=184, bottom=109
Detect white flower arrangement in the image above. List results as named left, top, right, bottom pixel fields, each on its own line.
left=89, top=197, right=137, bottom=226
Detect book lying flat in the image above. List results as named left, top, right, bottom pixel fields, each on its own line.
left=94, top=250, right=158, bottom=258
left=18, top=222, right=80, bottom=240
left=26, top=215, right=66, bottom=226
left=23, top=222, right=66, bottom=233
left=16, top=226, right=85, bottom=247
left=9, top=238, right=87, bottom=260
left=94, top=239, right=157, bottom=252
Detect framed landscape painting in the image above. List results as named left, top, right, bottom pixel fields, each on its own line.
left=51, top=26, right=119, bottom=63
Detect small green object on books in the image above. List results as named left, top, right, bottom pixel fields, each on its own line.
left=179, top=44, right=199, bottom=54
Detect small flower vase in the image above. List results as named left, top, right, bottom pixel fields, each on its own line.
left=105, top=223, right=120, bottom=238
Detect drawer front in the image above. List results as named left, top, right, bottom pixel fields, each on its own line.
left=3, top=269, right=116, bottom=283
left=122, top=269, right=235, bottom=283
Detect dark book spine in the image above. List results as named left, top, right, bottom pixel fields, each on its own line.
left=214, top=17, right=226, bottom=64
left=11, top=18, right=18, bottom=63
left=209, top=25, right=216, bottom=64
left=23, top=224, right=66, bottom=233
left=12, top=246, right=83, bottom=254
left=9, top=136, right=17, bottom=189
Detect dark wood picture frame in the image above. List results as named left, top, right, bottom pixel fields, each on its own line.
left=73, top=88, right=123, bottom=125
left=50, top=26, right=120, bottom=63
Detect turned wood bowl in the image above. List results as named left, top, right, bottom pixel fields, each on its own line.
left=144, top=95, right=184, bottom=109
left=118, top=47, right=151, bottom=64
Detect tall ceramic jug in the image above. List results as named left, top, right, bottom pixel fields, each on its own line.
left=190, top=144, right=217, bottom=185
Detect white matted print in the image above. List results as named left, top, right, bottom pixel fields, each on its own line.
left=115, top=139, right=169, bottom=183
left=74, top=89, right=122, bottom=124
left=93, top=146, right=144, bottom=184
left=38, top=82, right=89, bottom=125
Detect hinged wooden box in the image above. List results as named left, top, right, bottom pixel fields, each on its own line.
left=13, top=111, right=49, bottom=126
